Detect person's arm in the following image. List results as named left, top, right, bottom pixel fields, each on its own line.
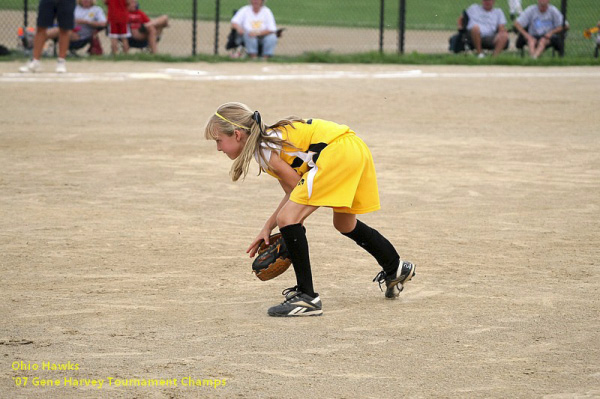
left=542, top=8, right=569, bottom=39
left=457, top=14, right=464, bottom=29
left=246, top=151, right=301, bottom=257
left=139, top=10, right=152, bottom=28
left=262, top=8, right=277, bottom=35
left=232, top=23, right=244, bottom=35
left=542, top=19, right=568, bottom=39
left=231, top=8, right=245, bottom=35
left=77, top=18, right=106, bottom=28
left=543, top=25, right=565, bottom=40
left=75, top=8, right=105, bottom=28
left=268, top=151, right=301, bottom=193
left=513, top=21, right=530, bottom=39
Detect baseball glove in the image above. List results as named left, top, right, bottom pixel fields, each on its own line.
left=252, top=233, right=291, bottom=281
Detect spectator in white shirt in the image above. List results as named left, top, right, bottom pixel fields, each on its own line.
left=231, top=0, right=277, bottom=59
left=458, top=0, right=509, bottom=58
left=513, top=0, right=568, bottom=59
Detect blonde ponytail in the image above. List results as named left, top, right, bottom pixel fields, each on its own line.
left=205, top=102, right=304, bottom=181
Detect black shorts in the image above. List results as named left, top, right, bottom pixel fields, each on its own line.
left=37, top=0, right=76, bottom=30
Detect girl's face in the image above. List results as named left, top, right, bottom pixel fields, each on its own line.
left=215, top=130, right=246, bottom=160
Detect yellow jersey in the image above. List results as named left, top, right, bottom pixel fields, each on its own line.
left=255, top=119, right=380, bottom=214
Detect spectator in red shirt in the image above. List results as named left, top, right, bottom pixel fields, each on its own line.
left=127, top=0, right=168, bottom=54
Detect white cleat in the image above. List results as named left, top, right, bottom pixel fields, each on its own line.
left=55, top=59, right=67, bottom=74
left=19, top=59, right=42, bottom=73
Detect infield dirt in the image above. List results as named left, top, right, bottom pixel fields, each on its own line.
left=1, top=61, right=599, bottom=398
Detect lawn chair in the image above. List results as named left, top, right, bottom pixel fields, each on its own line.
left=514, top=25, right=566, bottom=57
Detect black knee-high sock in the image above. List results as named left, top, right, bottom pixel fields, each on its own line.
left=342, top=220, right=399, bottom=274
left=280, top=223, right=316, bottom=297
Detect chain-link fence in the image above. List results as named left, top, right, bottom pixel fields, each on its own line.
left=1, top=0, right=598, bottom=58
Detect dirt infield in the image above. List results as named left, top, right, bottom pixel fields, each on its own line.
left=1, top=61, right=599, bottom=398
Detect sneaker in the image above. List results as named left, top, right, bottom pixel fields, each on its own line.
left=19, top=59, right=41, bottom=73
left=267, top=286, right=323, bottom=317
left=55, top=58, right=67, bottom=73
left=373, top=260, right=416, bottom=299
left=477, top=53, right=486, bottom=59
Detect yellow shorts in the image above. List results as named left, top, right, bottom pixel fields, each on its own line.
left=290, top=133, right=380, bottom=214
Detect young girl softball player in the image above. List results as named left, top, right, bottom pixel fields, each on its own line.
left=205, top=102, right=415, bottom=317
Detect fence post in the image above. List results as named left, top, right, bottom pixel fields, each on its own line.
left=214, top=0, right=220, bottom=55
left=560, top=0, right=567, bottom=57
left=379, top=0, right=384, bottom=53
left=192, top=0, right=197, bottom=56
left=398, top=0, right=406, bottom=54
left=24, top=0, right=28, bottom=27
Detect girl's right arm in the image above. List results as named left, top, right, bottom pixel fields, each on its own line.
left=246, top=151, right=301, bottom=257
left=246, top=189, right=289, bottom=257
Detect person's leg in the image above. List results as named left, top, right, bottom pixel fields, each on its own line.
left=267, top=201, right=322, bottom=317
left=145, top=25, right=158, bottom=53
left=335, top=212, right=415, bottom=299
left=150, top=15, right=169, bottom=36
left=54, top=0, right=75, bottom=72
left=528, top=36, right=538, bottom=57
left=45, top=27, right=60, bottom=40
left=493, top=31, right=509, bottom=56
left=276, top=201, right=319, bottom=297
left=469, top=25, right=483, bottom=55
left=243, top=33, right=259, bottom=57
left=32, top=27, right=49, bottom=60
left=533, top=36, right=549, bottom=59
left=31, top=0, right=55, bottom=60
left=57, top=28, right=71, bottom=59
left=335, top=213, right=399, bottom=275
left=110, top=38, right=119, bottom=54
left=260, top=33, right=278, bottom=57
left=121, top=38, right=129, bottom=54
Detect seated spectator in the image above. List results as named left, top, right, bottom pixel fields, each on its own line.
left=231, top=0, right=278, bottom=59
left=513, top=0, right=569, bottom=59
left=126, top=0, right=168, bottom=54
left=459, top=0, right=509, bottom=58
left=46, top=0, right=106, bottom=52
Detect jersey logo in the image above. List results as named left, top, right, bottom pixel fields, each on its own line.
left=290, top=157, right=304, bottom=168
left=297, top=178, right=305, bottom=187
left=308, top=142, right=328, bottom=164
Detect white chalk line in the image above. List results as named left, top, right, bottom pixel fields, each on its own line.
left=2, top=68, right=600, bottom=83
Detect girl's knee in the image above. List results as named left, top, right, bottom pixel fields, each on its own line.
left=277, top=209, right=305, bottom=228
left=332, top=213, right=356, bottom=234
left=276, top=212, right=292, bottom=228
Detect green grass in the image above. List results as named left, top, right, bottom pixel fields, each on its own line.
left=2, top=49, right=599, bottom=66
left=3, top=0, right=598, bottom=56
